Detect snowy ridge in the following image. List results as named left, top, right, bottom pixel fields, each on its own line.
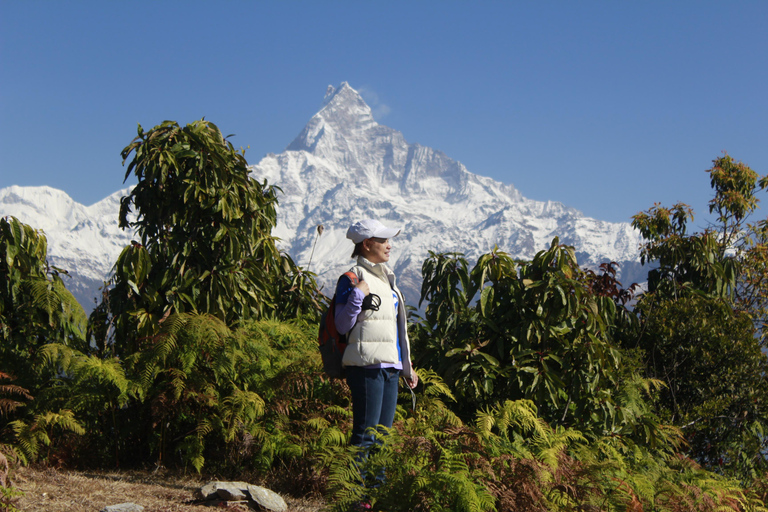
left=0, top=186, right=134, bottom=308
left=253, top=82, right=644, bottom=300
left=0, top=82, right=644, bottom=309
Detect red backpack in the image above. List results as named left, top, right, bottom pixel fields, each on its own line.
left=318, top=271, right=359, bottom=378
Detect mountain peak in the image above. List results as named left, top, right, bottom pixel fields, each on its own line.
left=320, top=82, right=378, bottom=130
left=322, top=82, right=361, bottom=106
left=287, top=83, right=378, bottom=154
left=0, top=84, right=644, bottom=312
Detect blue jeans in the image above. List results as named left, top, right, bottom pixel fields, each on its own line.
left=346, top=366, right=399, bottom=484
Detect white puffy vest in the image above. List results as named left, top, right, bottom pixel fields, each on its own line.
left=341, top=257, right=414, bottom=379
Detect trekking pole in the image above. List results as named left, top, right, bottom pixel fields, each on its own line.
left=307, top=224, right=324, bottom=272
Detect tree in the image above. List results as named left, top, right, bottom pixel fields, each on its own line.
left=634, top=294, right=768, bottom=479
left=81, top=119, right=325, bottom=469
left=632, top=153, right=768, bottom=340
left=0, top=216, right=87, bottom=392
left=0, top=217, right=94, bottom=466
left=90, top=119, right=320, bottom=356
left=412, top=240, right=658, bottom=443
left=630, top=153, right=768, bottom=480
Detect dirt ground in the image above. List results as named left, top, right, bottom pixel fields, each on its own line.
left=8, top=465, right=325, bottom=512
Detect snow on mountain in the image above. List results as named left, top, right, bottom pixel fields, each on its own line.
left=0, top=185, right=134, bottom=308
left=0, top=82, right=645, bottom=310
left=252, top=82, right=644, bottom=301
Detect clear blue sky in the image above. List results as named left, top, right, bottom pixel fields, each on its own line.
left=2, top=1, right=766, bottom=225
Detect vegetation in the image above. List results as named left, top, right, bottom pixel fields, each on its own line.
left=412, top=241, right=649, bottom=440
left=0, top=216, right=87, bottom=393
left=2, top=121, right=767, bottom=511
left=630, top=154, right=768, bottom=481
left=90, top=119, right=320, bottom=357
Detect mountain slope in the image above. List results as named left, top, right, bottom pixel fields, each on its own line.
left=0, top=82, right=644, bottom=309
left=0, top=185, right=134, bottom=308
left=252, top=82, right=643, bottom=301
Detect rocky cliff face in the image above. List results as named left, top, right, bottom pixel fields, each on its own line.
left=251, top=82, right=643, bottom=301
left=0, top=82, right=644, bottom=309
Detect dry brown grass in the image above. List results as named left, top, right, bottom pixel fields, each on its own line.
left=9, top=465, right=325, bottom=512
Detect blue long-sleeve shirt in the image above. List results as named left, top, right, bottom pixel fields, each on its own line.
left=335, top=277, right=365, bottom=335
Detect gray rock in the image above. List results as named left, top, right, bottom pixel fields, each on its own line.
left=247, top=484, right=288, bottom=512
left=100, top=504, right=144, bottom=512
left=197, top=480, right=250, bottom=500
left=216, top=483, right=247, bottom=501
left=197, top=480, right=226, bottom=500
left=196, top=480, right=287, bottom=510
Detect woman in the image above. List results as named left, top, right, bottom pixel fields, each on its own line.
left=334, top=219, right=418, bottom=491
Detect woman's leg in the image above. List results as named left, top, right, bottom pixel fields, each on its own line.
left=347, top=367, right=400, bottom=446
left=375, top=367, right=400, bottom=433
left=347, top=367, right=383, bottom=450
left=346, top=367, right=400, bottom=486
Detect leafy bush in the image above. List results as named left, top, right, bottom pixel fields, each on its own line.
left=0, top=216, right=87, bottom=395
left=323, top=385, right=762, bottom=512
left=90, top=119, right=321, bottom=358
left=412, top=240, right=653, bottom=441
left=631, top=154, right=768, bottom=481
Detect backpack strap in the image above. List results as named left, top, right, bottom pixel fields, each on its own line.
left=342, top=270, right=359, bottom=286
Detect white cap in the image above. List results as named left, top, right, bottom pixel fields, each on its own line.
left=346, top=219, right=401, bottom=244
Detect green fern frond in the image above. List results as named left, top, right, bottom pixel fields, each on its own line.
left=316, top=426, right=348, bottom=447
left=36, top=410, right=86, bottom=436
left=179, top=434, right=205, bottom=473
left=475, top=408, right=496, bottom=437
left=24, top=278, right=61, bottom=321
left=305, top=417, right=330, bottom=431
left=7, top=409, right=84, bottom=462
left=418, top=368, right=457, bottom=401
left=69, top=354, right=131, bottom=395
left=194, top=418, right=213, bottom=437
left=276, top=442, right=304, bottom=459
left=37, top=342, right=76, bottom=371
left=324, top=404, right=352, bottom=417
left=220, top=388, right=265, bottom=440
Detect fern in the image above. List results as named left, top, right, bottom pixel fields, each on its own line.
left=0, top=373, right=32, bottom=419
left=8, top=409, right=84, bottom=463
left=220, top=389, right=265, bottom=441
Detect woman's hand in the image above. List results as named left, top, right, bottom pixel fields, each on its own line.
left=355, top=280, right=370, bottom=296
left=405, top=369, right=419, bottom=389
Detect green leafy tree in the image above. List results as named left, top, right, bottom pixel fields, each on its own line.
left=0, top=217, right=106, bottom=468
left=82, top=118, right=329, bottom=470
left=90, top=119, right=320, bottom=357
left=632, top=153, right=768, bottom=333
left=634, top=294, right=768, bottom=479
left=412, top=240, right=657, bottom=442
left=0, top=216, right=87, bottom=392
left=630, top=153, right=768, bottom=480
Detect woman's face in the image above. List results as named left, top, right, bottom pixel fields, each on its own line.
left=363, top=237, right=391, bottom=263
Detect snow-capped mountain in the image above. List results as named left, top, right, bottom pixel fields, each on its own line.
left=252, top=83, right=644, bottom=301
left=0, top=185, right=134, bottom=308
left=0, top=82, right=644, bottom=310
